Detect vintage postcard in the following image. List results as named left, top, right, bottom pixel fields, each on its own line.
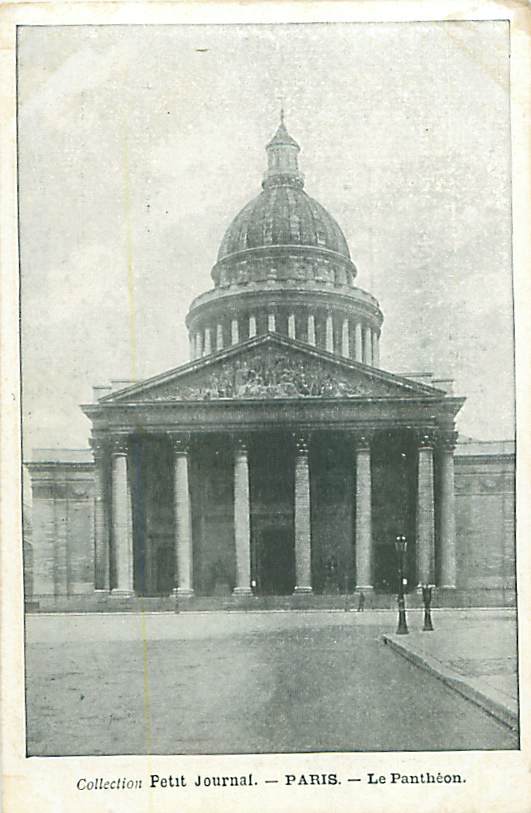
left=1, top=1, right=530, bottom=811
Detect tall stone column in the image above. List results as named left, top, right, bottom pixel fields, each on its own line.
left=268, top=312, right=276, bottom=332
left=363, top=325, right=372, bottom=365
left=188, top=334, right=195, bottom=360
left=416, top=431, right=436, bottom=586
left=325, top=312, right=334, bottom=353
left=439, top=431, right=458, bottom=589
left=341, top=318, right=350, bottom=357
left=233, top=438, right=252, bottom=595
left=91, top=439, right=110, bottom=591
left=127, top=471, right=133, bottom=567
left=249, top=314, right=257, bottom=338
left=355, top=322, right=363, bottom=362
left=111, top=438, right=133, bottom=595
left=355, top=434, right=373, bottom=590
left=231, top=317, right=239, bottom=345
left=172, top=435, right=194, bottom=597
left=293, top=434, right=312, bottom=593
left=307, top=313, right=316, bottom=346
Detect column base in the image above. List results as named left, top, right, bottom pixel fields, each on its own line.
left=355, top=585, right=374, bottom=592
left=94, top=588, right=110, bottom=594
left=293, top=586, right=313, bottom=594
left=439, top=584, right=456, bottom=590
left=232, top=587, right=253, bottom=596
left=111, top=589, right=134, bottom=597
left=173, top=588, right=194, bottom=599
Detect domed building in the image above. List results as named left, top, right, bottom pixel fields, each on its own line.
left=186, top=115, right=383, bottom=367
left=26, top=118, right=515, bottom=610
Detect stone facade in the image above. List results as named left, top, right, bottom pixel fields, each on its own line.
left=25, top=437, right=515, bottom=606
left=25, top=118, right=516, bottom=609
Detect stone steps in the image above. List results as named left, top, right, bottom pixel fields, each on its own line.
left=26, top=588, right=515, bottom=613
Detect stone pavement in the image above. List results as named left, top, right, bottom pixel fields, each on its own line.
left=25, top=608, right=518, bottom=755
left=382, top=609, right=518, bottom=731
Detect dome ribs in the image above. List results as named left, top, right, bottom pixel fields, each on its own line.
left=217, top=185, right=350, bottom=259
left=216, top=122, right=351, bottom=262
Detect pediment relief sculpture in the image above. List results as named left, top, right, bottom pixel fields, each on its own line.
left=136, top=350, right=399, bottom=402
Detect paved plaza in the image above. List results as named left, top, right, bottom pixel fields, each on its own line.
left=383, top=610, right=518, bottom=728
left=25, top=609, right=518, bottom=756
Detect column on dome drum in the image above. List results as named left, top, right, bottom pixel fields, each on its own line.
left=307, top=312, right=316, bottom=346
left=216, top=322, right=223, bottom=351
left=204, top=327, right=211, bottom=355
left=231, top=317, right=239, bottom=345
left=249, top=314, right=257, bottom=338
left=372, top=331, right=380, bottom=367
left=341, top=317, right=350, bottom=358
left=363, top=325, right=372, bottom=365
left=355, top=322, right=363, bottom=362
left=195, top=331, right=203, bottom=358
left=325, top=312, right=334, bottom=352
left=288, top=313, right=296, bottom=339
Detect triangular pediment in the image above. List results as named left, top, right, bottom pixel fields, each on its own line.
left=101, top=333, right=446, bottom=404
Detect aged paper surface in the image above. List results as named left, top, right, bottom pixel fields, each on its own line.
left=1, top=1, right=530, bottom=811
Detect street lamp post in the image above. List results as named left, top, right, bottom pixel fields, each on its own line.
left=394, top=535, right=409, bottom=635
left=422, top=584, right=434, bottom=631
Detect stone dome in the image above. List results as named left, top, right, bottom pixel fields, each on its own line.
left=217, top=117, right=350, bottom=262
left=217, top=185, right=351, bottom=261
left=186, top=115, right=383, bottom=368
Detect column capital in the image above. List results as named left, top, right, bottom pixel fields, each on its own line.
left=436, top=429, right=459, bottom=451
left=353, top=431, right=373, bottom=451
left=89, top=437, right=109, bottom=460
left=110, top=437, right=129, bottom=456
left=167, top=432, right=191, bottom=454
left=293, top=432, right=310, bottom=455
left=416, top=429, right=437, bottom=449
left=233, top=435, right=250, bottom=456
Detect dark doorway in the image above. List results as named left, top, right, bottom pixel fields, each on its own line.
left=256, top=526, right=295, bottom=595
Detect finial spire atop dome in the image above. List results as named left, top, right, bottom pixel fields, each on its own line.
left=263, top=113, right=304, bottom=189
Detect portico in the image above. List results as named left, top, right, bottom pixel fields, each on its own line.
left=84, top=333, right=463, bottom=600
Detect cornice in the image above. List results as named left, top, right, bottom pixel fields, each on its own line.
left=212, top=243, right=357, bottom=274
left=186, top=286, right=383, bottom=328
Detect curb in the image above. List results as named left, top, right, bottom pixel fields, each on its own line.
left=382, top=634, right=519, bottom=732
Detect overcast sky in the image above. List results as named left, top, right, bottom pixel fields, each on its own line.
left=18, top=21, right=513, bottom=454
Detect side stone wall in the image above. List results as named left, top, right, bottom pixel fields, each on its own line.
left=454, top=440, right=515, bottom=601
left=26, top=451, right=95, bottom=601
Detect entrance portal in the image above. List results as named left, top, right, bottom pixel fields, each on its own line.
left=255, top=526, right=295, bottom=595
